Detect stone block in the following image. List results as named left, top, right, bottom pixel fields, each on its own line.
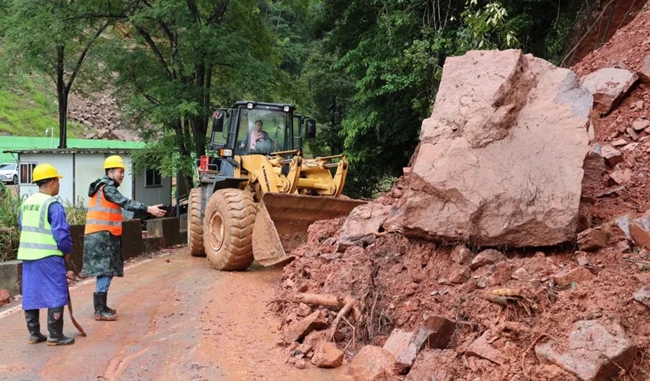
left=311, top=340, right=344, bottom=368
left=552, top=267, right=595, bottom=287
left=576, top=228, right=608, bottom=251
left=0, top=260, right=22, bottom=297
left=146, top=217, right=182, bottom=247
left=535, top=321, right=636, bottom=381
left=349, top=345, right=397, bottom=381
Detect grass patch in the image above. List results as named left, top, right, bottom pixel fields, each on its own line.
left=0, top=74, right=85, bottom=138
left=62, top=197, right=87, bottom=225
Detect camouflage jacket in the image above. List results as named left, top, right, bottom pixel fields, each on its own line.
left=88, top=175, right=149, bottom=213
left=82, top=176, right=148, bottom=277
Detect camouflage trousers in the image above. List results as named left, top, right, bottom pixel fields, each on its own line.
left=82, top=231, right=124, bottom=277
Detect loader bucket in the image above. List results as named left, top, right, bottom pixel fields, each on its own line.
left=252, top=193, right=367, bottom=267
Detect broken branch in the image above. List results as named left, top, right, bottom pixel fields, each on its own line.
left=287, top=292, right=360, bottom=341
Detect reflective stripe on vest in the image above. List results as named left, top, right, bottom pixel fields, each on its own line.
left=84, top=185, right=123, bottom=235
left=17, top=193, right=62, bottom=260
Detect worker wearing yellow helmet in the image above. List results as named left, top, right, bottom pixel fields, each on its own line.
left=17, top=163, right=75, bottom=346
left=81, top=155, right=166, bottom=321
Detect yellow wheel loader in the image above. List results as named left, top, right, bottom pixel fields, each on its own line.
left=187, top=101, right=365, bottom=270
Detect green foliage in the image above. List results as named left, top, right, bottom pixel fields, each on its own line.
left=0, top=0, right=126, bottom=144
left=0, top=0, right=594, bottom=200
left=62, top=197, right=87, bottom=226
left=454, top=0, right=519, bottom=51
left=131, top=134, right=196, bottom=179
left=0, top=183, right=22, bottom=262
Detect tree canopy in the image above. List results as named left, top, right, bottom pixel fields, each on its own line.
left=0, top=0, right=592, bottom=197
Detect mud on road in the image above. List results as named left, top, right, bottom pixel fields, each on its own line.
left=0, top=248, right=352, bottom=381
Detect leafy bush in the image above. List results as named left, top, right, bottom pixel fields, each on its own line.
left=0, top=183, right=22, bottom=262
left=62, top=197, right=87, bottom=225
left=0, top=189, right=87, bottom=262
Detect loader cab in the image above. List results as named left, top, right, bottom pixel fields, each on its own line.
left=211, top=101, right=316, bottom=156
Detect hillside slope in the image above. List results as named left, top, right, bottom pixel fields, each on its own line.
left=572, top=3, right=650, bottom=224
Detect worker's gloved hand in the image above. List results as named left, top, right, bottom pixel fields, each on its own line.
left=147, top=204, right=167, bottom=218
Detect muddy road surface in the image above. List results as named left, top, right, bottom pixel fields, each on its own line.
left=0, top=248, right=352, bottom=381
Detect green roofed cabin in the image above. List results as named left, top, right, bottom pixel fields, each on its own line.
left=3, top=148, right=171, bottom=214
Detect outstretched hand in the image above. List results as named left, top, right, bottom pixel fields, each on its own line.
left=148, top=204, right=166, bottom=218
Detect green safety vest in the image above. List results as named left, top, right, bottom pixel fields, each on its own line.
left=17, top=192, right=62, bottom=260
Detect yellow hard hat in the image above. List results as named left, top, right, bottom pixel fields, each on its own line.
left=33, top=163, right=63, bottom=182
left=104, top=155, right=125, bottom=169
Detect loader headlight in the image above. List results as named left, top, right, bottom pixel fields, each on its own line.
left=219, top=148, right=233, bottom=157
left=283, top=105, right=290, bottom=112
left=247, top=102, right=254, bottom=109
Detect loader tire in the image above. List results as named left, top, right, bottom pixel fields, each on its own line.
left=188, top=188, right=205, bottom=257
left=203, top=189, right=256, bottom=270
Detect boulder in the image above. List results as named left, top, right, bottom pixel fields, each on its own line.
left=632, top=118, right=649, bottom=132
left=339, top=204, right=392, bottom=250
left=392, top=50, right=591, bottom=247
left=311, top=340, right=344, bottom=368
left=470, top=249, right=507, bottom=270
left=466, top=331, right=504, bottom=365
left=405, top=350, right=456, bottom=381
left=384, top=329, right=416, bottom=374
left=383, top=329, right=413, bottom=358
left=448, top=266, right=471, bottom=284
left=382, top=316, right=456, bottom=374
left=552, top=267, right=595, bottom=287
left=282, top=310, right=329, bottom=343
left=450, top=245, right=473, bottom=264
left=630, top=216, right=650, bottom=249
left=535, top=320, right=637, bottom=381
left=349, top=345, right=397, bottom=381
left=581, top=67, right=638, bottom=114
left=608, top=167, right=632, bottom=186
left=600, top=145, right=623, bottom=167
left=576, top=228, right=608, bottom=251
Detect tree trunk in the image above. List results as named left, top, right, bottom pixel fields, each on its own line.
left=56, top=45, right=68, bottom=149
left=190, top=63, right=210, bottom=158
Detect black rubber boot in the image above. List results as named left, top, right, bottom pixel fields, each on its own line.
left=25, top=309, right=47, bottom=344
left=46, top=307, right=74, bottom=346
left=94, top=292, right=117, bottom=321
left=105, top=292, right=117, bottom=315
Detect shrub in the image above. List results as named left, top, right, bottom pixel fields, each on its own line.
left=0, top=183, right=22, bottom=262
left=63, top=197, right=87, bottom=225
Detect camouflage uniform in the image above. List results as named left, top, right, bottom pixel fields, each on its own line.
left=82, top=176, right=148, bottom=277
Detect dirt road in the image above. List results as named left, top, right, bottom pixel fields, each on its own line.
left=0, top=248, right=353, bottom=381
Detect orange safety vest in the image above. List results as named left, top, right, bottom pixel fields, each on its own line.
left=84, top=185, right=123, bottom=236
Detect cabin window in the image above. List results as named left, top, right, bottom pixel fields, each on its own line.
left=145, top=168, right=162, bottom=188
left=19, top=162, right=37, bottom=184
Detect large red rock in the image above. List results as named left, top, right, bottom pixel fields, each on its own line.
left=466, top=331, right=504, bottom=365
left=349, top=345, right=397, bottom=381
left=391, top=50, right=591, bottom=247
left=552, top=266, right=595, bottom=287
left=405, top=350, right=456, bottom=381
left=311, top=340, right=344, bottom=368
left=282, top=310, right=329, bottom=343
left=339, top=204, right=392, bottom=250
left=535, top=320, right=637, bottom=381
left=581, top=67, right=638, bottom=114
left=576, top=228, right=608, bottom=251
